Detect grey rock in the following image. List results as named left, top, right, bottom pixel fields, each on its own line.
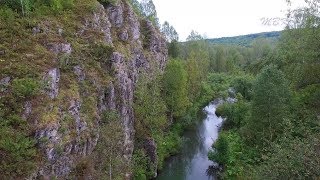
left=98, top=82, right=116, bottom=114
left=52, top=156, right=72, bottom=176
left=81, top=4, right=113, bottom=44
left=0, top=49, right=5, bottom=56
left=32, top=26, right=41, bottom=35
left=69, top=99, right=87, bottom=135
left=35, top=123, right=62, bottom=163
left=73, top=65, right=85, bottom=81
left=0, top=76, right=10, bottom=92
left=22, top=101, right=32, bottom=120
left=47, top=43, right=72, bottom=54
left=58, top=28, right=63, bottom=36
left=107, top=3, right=124, bottom=28
left=127, top=4, right=140, bottom=41
left=36, top=125, right=60, bottom=145
left=47, top=148, right=56, bottom=161
left=44, top=68, right=60, bottom=99
left=110, top=52, right=136, bottom=162
left=119, top=29, right=129, bottom=41
left=111, top=52, right=124, bottom=64
left=144, top=138, right=158, bottom=178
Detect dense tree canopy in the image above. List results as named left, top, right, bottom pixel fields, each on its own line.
left=248, top=65, right=291, bottom=145
left=163, top=60, right=189, bottom=119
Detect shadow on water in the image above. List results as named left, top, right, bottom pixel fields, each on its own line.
left=206, top=165, right=220, bottom=180
left=157, top=101, right=224, bottom=180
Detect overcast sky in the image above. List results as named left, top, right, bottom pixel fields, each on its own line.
left=152, top=0, right=306, bottom=40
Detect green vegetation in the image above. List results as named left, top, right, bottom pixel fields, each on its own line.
left=133, top=71, right=183, bottom=179
left=132, top=149, right=152, bottom=180
left=98, top=0, right=118, bottom=6
left=130, top=0, right=319, bottom=178
left=1, top=0, right=319, bottom=179
left=90, top=110, right=126, bottom=179
left=0, top=78, right=40, bottom=178
left=248, top=65, right=291, bottom=146
left=0, top=125, right=37, bottom=178
left=206, top=1, right=320, bottom=179
left=0, top=0, right=117, bottom=178
left=207, top=31, right=281, bottom=47
left=0, top=0, right=74, bottom=15
left=12, top=78, right=40, bottom=98
left=163, top=60, right=189, bottom=119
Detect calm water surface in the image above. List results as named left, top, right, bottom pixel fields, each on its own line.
left=157, top=101, right=223, bottom=180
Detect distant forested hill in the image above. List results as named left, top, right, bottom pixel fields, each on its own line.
left=207, top=31, right=281, bottom=46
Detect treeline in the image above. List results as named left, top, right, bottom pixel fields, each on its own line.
left=132, top=15, right=278, bottom=180
left=133, top=0, right=319, bottom=179
left=207, top=31, right=281, bottom=47
left=207, top=1, right=320, bottom=179
left=0, top=0, right=74, bottom=15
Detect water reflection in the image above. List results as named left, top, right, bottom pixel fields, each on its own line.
left=206, top=165, right=219, bottom=180
left=157, top=102, right=223, bottom=180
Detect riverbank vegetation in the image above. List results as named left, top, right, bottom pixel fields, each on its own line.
left=1, top=0, right=318, bottom=179
left=207, top=1, right=320, bottom=179
left=133, top=0, right=320, bottom=179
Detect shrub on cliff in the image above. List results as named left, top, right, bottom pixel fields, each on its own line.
left=12, top=78, right=39, bottom=99
left=0, top=0, right=74, bottom=15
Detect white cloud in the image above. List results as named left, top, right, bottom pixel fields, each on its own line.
left=152, top=0, right=307, bottom=40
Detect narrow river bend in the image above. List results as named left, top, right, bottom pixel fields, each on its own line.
left=157, top=100, right=223, bottom=180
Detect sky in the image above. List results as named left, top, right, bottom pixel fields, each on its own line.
left=152, top=0, right=307, bottom=41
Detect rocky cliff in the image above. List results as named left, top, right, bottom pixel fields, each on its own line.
left=0, top=0, right=167, bottom=179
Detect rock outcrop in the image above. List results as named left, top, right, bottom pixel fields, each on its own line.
left=25, top=0, right=167, bottom=179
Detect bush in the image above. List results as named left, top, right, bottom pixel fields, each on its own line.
left=12, top=78, right=39, bottom=98
left=132, top=149, right=149, bottom=180
left=0, top=0, right=34, bottom=15
left=208, top=132, right=229, bottom=165
left=216, top=100, right=250, bottom=130
left=0, top=125, right=37, bottom=178
left=0, top=0, right=74, bottom=15
left=232, top=75, right=254, bottom=100
left=60, top=0, right=74, bottom=9
left=255, top=135, right=320, bottom=179
left=208, top=131, right=247, bottom=178
left=98, top=0, right=118, bottom=6
left=50, top=0, right=63, bottom=12
left=155, top=128, right=182, bottom=169
left=298, top=84, right=320, bottom=111
left=101, top=110, right=119, bottom=124
left=46, top=0, right=74, bottom=12
left=92, top=117, right=126, bottom=179
left=205, top=73, right=231, bottom=98
left=0, top=7, right=17, bottom=30
left=2, top=114, right=27, bottom=129
left=91, top=42, right=114, bottom=63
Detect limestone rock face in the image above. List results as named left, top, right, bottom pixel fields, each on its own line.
left=28, top=0, right=167, bottom=179
left=44, top=68, right=60, bottom=99
left=0, top=76, right=10, bottom=92
left=46, top=43, right=72, bottom=55
left=81, top=4, right=113, bottom=44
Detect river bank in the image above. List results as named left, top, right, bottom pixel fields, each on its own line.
left=156, top=101, right=224, bottom=180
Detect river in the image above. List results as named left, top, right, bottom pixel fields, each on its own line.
left=156, top=100, right=224, bottom=180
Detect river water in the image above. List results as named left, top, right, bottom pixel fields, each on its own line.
left=156, top=101, right=223, bottom=180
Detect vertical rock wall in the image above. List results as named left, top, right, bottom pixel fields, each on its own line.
left=29, top=0, right=167, bottom=178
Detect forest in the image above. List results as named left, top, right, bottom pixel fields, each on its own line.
left=207, top=31, right=281, bottom=47
left=0, top=0, right=319, bottom=179
left=133, top=0, right=320, bottom=179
